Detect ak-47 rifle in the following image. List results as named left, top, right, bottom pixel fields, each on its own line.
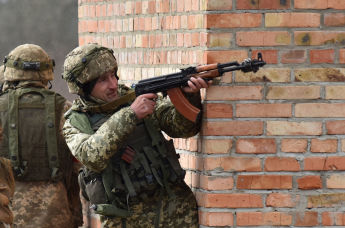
left=133, top=53, right=266, bottom=123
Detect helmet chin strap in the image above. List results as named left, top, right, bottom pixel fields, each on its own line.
left=48, top=81, right=52, bottom=89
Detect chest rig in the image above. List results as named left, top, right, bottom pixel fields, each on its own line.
left=0, top=87, right=66, bottom=181
left=76, top=111, right=186, bottom=217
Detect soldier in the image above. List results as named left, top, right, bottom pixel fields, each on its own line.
left=62, top=43, right=210, bottom=227
left=0, top=65, right=14, bottom=228
left=0, top=44, right=82, bottom=228
left=0, top=158, right=14, bottom=228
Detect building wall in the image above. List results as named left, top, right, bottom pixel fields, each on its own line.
left=78, top=0, right=345, bottom=227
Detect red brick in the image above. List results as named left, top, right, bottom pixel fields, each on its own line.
left=295, top=31, right=345, bottom=46
left=295, top=68, right=345, bottom=82
left=236, top=138, right=276, bottom=154
left=340, top=49, right=345, bottom=63
left=266, top=13, right=320, bottom=27
left=264, top=157, right=300, bottom=171
left=252, top=50, right=278, bottom=64
left=327, top=121, right=345, bottom=134
left=295, top=211, right=318, bottom=226
left=191, top=0, right=199, bottom=10
left=200, top=175, right=234, bottom=190
left=202, top=139, right=232, bottom=154
left=204, top=157, right=261, bottom=172
left=184, top=0, right=192, bottom=11
left=311, top=139, right=337, bottom=153
left=305, top=156, right=345, bottom=171
left=267, top=121, right=322, bottom=136
left=202, top=121, right=263, bottom=136
left=296, top=103, right=345, bottom=117
left=199, top=211, right=233, bottom=226
left=205, top=86, right=262, bottom=101
left=206, top=0, right=232, bottom=10
left=307, top=193, right=345, bottom=208
left=297, top=175, right=322, bottom=189
left=325, top=157, right=345, bottom=170
left=236, top=0, right=291, bottom=9
left=326, top=174, right=345, bottom=189
left=237, top=31, right=291, bottom=46
left=295, top=0, right=345, bottom=9
left=322, top=212, right=345, bottom=226
left=237, top=175, right=292, bottom=189
left=206, top=13, right=261, bottom=28
left=295, top=0, right=326, bottom=9
left=304, top=157, right=327, bottom=171
left=266, top=193, right=298, bottom=208
left=267, top=86, right=320, bottom=100
left=235, top=68, right=291, bottom=83
left=204, top=103, right=233, bottom=118
left=281, top=139, right=308, bottom=153
left=196, top=192, right=263, bottom=208
left=237, top=212, right=292, bottom=226
left=281, top=50, right=307, bottom=63
left=324, top=13, right=345, bottom=27
left=191, top=172, right=199, bottom=188
left=236, top=103, right=292, bottom=117
left=207, top=33, right=232, bottom=48
left=310, top=49, right=335, bottom=64
left=87, top=20, right=98, bottom=33
left=205, top=50, right=248, bottom=63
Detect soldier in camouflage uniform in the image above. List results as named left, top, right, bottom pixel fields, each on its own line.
left=62, top=43, right=210, bottom=228
left=0, top=44, right=82, bottom=228
left=0, top=157, right=14, bottom=228
left=0, top=66, right=15, bottom=228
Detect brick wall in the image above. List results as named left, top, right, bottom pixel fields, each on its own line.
left=78, top=0, right=345, bottom=227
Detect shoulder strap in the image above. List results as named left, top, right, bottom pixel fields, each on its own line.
left=8, top=89, right=24, bottom=177
left=143, top=119, right=167, bottom=157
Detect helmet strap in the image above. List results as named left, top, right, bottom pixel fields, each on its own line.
left=48, top=81, right=52, bottom=89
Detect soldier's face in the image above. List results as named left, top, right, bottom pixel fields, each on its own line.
left=91, top=69, right=118, bottom=103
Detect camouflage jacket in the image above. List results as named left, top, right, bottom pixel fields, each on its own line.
left=63, top=84, right=202, bottom=173
left=0, top=158, right=14, bottom=227
left=0, top=82, right=82, bottom=228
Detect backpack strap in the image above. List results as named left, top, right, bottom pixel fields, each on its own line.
left=8, top=89, right=27, bottom=177
left=43, top=91, right=60, bottom=180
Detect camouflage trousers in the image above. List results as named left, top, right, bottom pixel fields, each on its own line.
left=11, top=181, right=76, bottom=228
left=0, top=158, right=14, bottom=227
left=101, top=182, right=198, bottom=228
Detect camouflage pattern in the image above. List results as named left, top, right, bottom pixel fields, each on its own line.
left=11, top=181, right=74, bottom=228
left=0, top=158, right=15, bottom=227
left=63, top=44, right=117, bottom=96
left=63, top=85, right=201, bottom=173
left=3, top=44, right=54, bottom=82
left=63, top=84, right=202, bottom=227
left=0, top=81, right=82, bottom=228
left=0, top=65, right=4, bottom=85
left=101, top=182, right=198, bottom=228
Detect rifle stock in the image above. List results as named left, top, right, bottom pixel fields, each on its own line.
left=134, top=53, right=266, bottom=122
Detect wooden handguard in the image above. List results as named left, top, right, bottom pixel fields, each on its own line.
left=195, top=63, right=218, bottom=72
left=167, top=87, right=201, bottom=123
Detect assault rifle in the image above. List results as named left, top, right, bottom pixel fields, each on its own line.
left=133, top=53, right=266, bottom=123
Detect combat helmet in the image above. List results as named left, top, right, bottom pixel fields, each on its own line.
left=3, top=44, right=55, bottom=82
left=62, top=43, right=117, bottom=96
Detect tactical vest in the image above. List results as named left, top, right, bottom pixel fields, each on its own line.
left=0, top=87, right=68, bottom=181
left=74, top=111, right=186, bottom=217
